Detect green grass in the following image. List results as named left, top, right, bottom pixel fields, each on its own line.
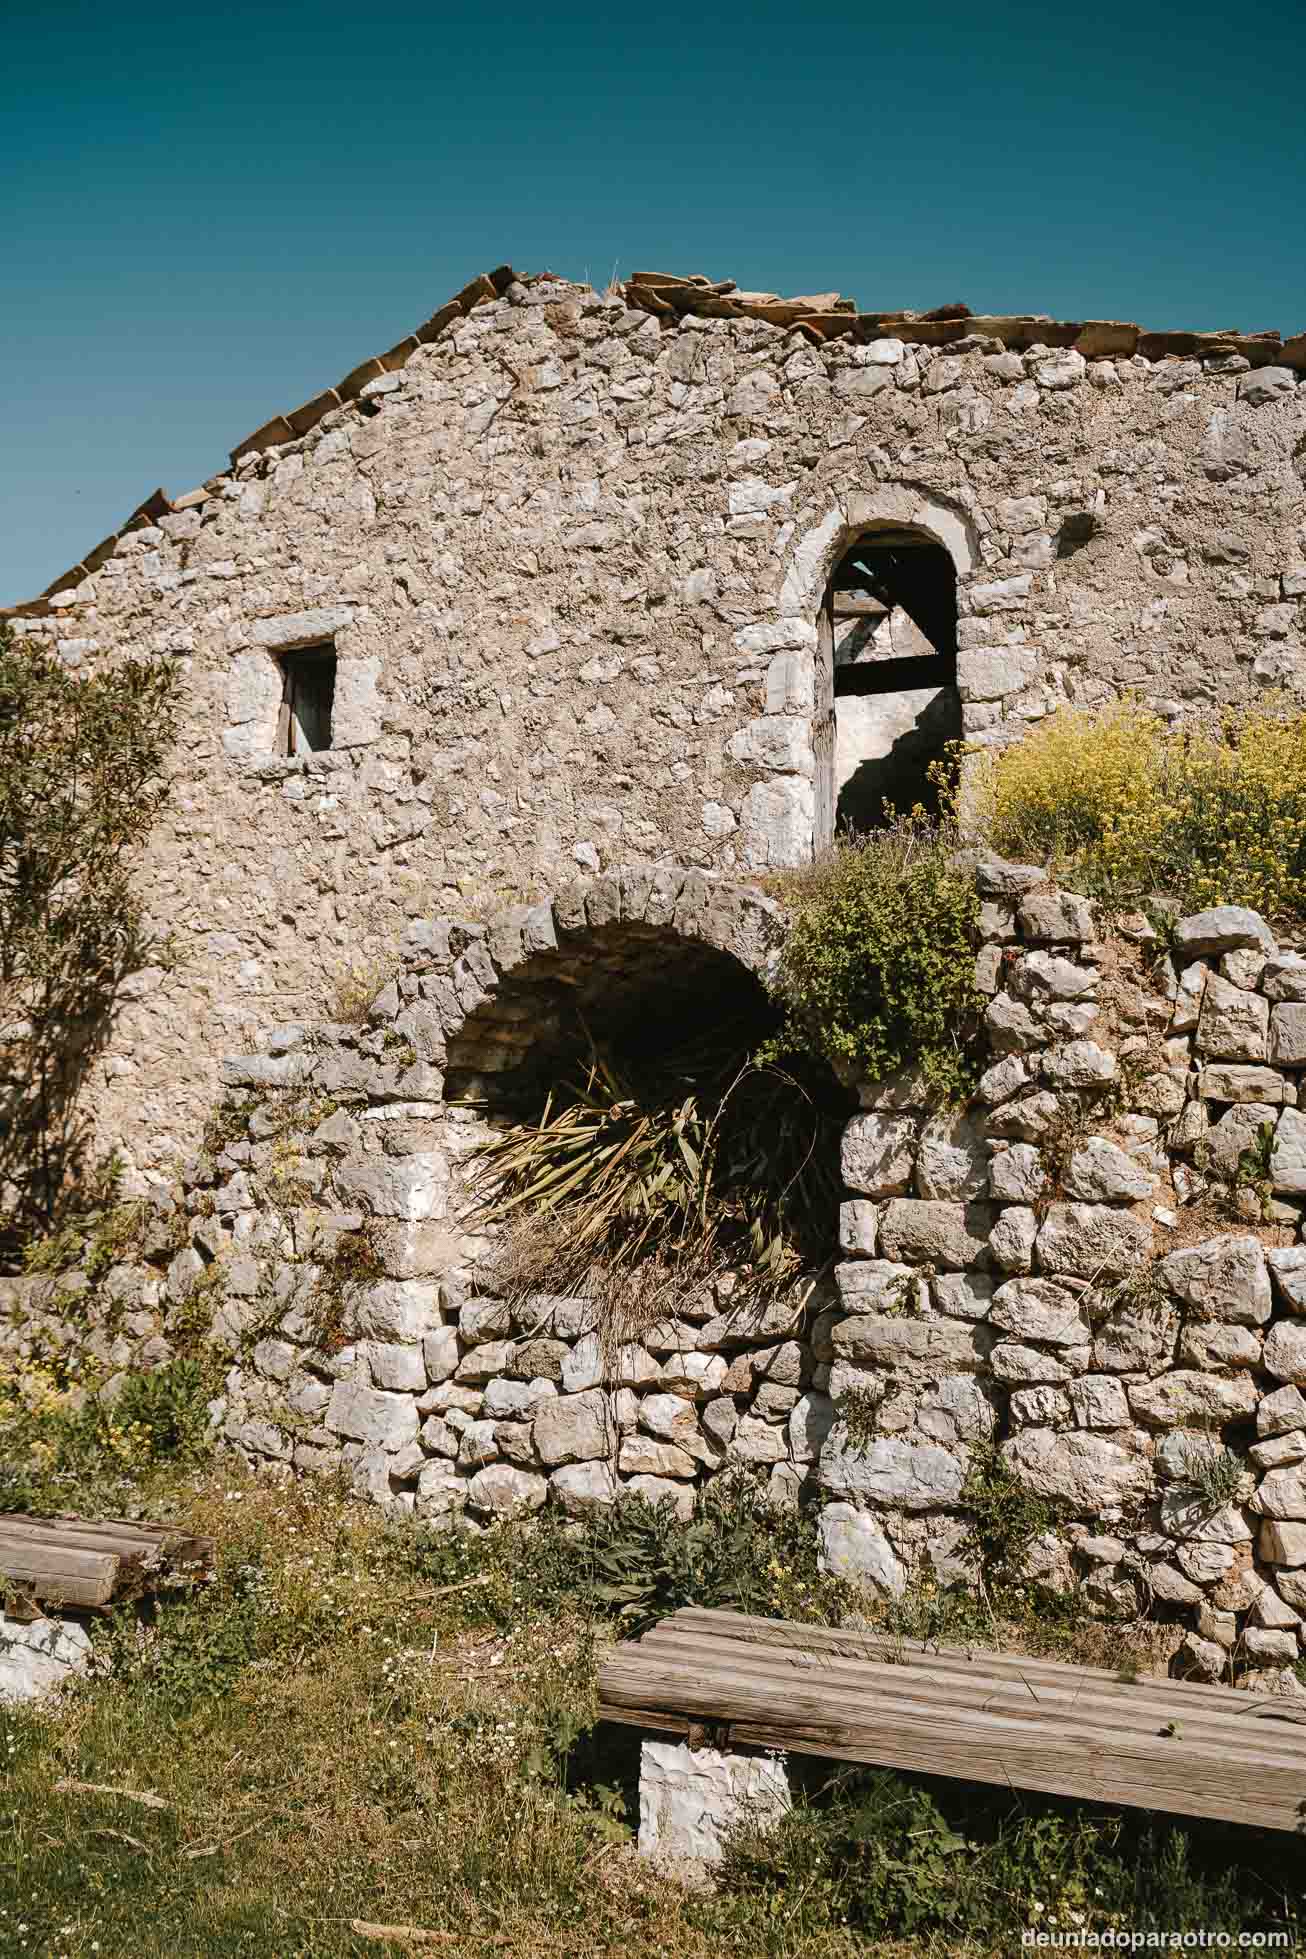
left=1, top=1464, right=1301, bottom=1959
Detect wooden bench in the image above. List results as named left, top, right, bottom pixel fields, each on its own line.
left=0, top=1511, right=215, bottom=1619
left=597, top=1606, right=1306, bottom=1836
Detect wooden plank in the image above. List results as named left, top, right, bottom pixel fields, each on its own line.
left=0, top=1541, right=119, bottom=1608
left=0, top=1521, right=164, bottom=1569
left=830, top=595, right=889, bottom=619
left=834, top=653, right=953, bottom=698
left=629, top=1628, right=1306, bottom=1769
left=0, top=1513, right=214, bottom=1572
left=597, top=1651, right=1306, bottom=1833
left=660, top=1608, right=1265, bottom=1713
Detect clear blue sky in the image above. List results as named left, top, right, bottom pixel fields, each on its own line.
left=3, top=0, right=1303, bottom=605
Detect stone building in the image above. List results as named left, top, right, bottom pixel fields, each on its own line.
left=4, top=263, right=1305, bottom=1187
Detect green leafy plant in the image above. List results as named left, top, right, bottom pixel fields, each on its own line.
left=408, top=1473, right=850, bottom=1638
left=1233, top=1118, right=1276, bottom=1218
left=960, top=1440, right=1057, bottom=1596
left=1173, top=1437, right=1246, bottom=1514
left=0, top=626, right=180, bottom=1260
left=764, top=814, right=984, bottom=1103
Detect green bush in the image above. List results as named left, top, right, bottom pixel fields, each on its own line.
left=765, top=816, right=984, bottom=1103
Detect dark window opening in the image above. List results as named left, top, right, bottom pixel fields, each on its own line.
left=822, top=529, right=960, bottom=834
left=278, top=645, right=336, bottom=756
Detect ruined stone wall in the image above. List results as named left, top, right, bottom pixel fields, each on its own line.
left=6, top=269, right=1305, bottom=1184
left=11, top=865, right=1306, bottom=1690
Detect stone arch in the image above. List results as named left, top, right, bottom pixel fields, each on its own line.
left=735, top=487, right=980, bottom=867
left=400, top=866, right=791, bottom=1104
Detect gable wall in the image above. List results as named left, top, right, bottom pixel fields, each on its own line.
left=11, top=273, right=1306, bottom=1184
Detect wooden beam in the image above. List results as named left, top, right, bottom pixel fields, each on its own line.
left=598, top=1648, right=1306, bottom=1833
left=0, top=1538, right=119, bottom=1609
left=834, top=654, right=954, bottom=697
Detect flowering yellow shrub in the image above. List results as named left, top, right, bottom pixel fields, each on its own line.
left=972, top=701, right=1306, bottom=920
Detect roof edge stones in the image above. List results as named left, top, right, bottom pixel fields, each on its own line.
left=4, top=262, right=1304, bottom=624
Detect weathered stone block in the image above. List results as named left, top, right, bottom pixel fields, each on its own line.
left=534, top=1389, right=613, bottom=1466
left=1159, top=1235, right=1271, bottom=1325
left=1195, top=973, right=1268, bottom=1061
left=820, top=1433, right=966, bottom=1511
left=840, top=1114, right=916, bottom=1198
left=637, top=1740, right=790, bottom=1865
left=1036, top=1204, right=1151, bottom=1281
left=325, top=1381, right=419, bottom=1451
left=817, top=1503, right=905, bottom=1596
left=878, top=1200, right=994, bottom=1270
left=1003, top=1429, right=1151, bottom=1511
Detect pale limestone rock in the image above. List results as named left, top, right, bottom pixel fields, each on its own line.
left=533, top=1389, right=613, bottom=1466
left=1170, top=961, right=1209, bottom=1033
left=932, top=1271, right=995, bottom=1321
left=831, top=1313, right=990, bottom=1373
left=1178, top=1321, right=1262, bottom=1370
left=1036, top=1203, right=1151, bottom=1280
left=1042, top=1039, right=1118, bottom=1089
left=838, top=1199, right=879, bottom=1256
left=483, top=1377, right=555, bottom=1420
left=1250, top=1468, right=1306, bottom=1520
left=421, top=1325, right=460, bottom=1383
left=1063, top=1137, right=1155, bottom=1202
left=1009, top=951, right=1098, bottom=1001
left=335, top=1153, right=447, bottom=1220
left=1018, top=891, right=1095, bottom=942
left=620, top=1434, right=700, bottom=1477
left=368, top=1341, right=426, bottom=1392
left=1148, top=1562, right=1203, bottom=1606
left=916, top=1373, right=998, bottom=1444
left=1207, top=1102, right=1279, bottom=1178
left=325, top=1381, right=419, bottom=1451
left=561, top=1331, right=603, bottom=1392
left=878, top=1199, right=994, bottom=1270
left=1244, top=1628, right=1298, bottom=1663
left=1172, top=907, right=1275, bottom=959
left=1258, top=1383, right=1306, bottom=1436
left=1176, top=1633, right=1227, bottom=1682
left=1198, top=1063, right=1287, bottom=1103
left=465, top=1464, right=548, bottom=1515
left=840, top=1114, right=916, bottom=1197
left=991, top=1278, right=1092, bottom=1347
left=1264, top=1321, right=1306, bottom=1384
left=1264, top=954, right=1306, bottom=1002
left=817, top=1503, right=906, bottom=1596
left=1268, top=1247, right=1306, bottom=1315
left=989, top=1205, right=1038, bottom=1273
left=550, top=1461, right=618, bottom=1515
left=1176, top=1542, right=1235, bottom=1583
left=1259, top=1519, right=1306, bottom=1565
left=414, top=1464, right=465, bottom=1520
left=1067, top=1375, right=1130, bottom=1428
left=0, top=1614, right=93, bottom=1703
left=1251, top=1586, right=1302, bottom=1630
left=1251, top=1430, right=1306, bottom=1469
left=457, top=1419, right=499, bottom=1469
left=820, top=1433, right=966, bottom=1510
left=788, top=1391, right=835, bottom=1462
left=355, top=1280, right=444, bottom=1342
left=1159, top=1490, right=1253, bottom=1542
left=834, top=1259, right=920, bottom=1315
left=991, top=1342, right=1082, bottom=1386
left=1003, top=1430, right=1151, bottom=1510
left=989, top=1144, right=1046, bottom=1204
left=1272, top=1107, right=1306, bottom=1196
left=637, top=1740, right=790, bottom=1865
left=1128, top=1370, right=1259, bottom=1428
left=1159, top=1234, right=1271, bottom=1325
left=1010, top=1385, right=1072, bottom=1427
left=914, top=1109, right=988, bottom=1201
left=986, top=993, right=1044, bottom=1053
left=977, top=1054, right=1031, bottom=1104
left=1195, top=973, right=1269, bottom=1062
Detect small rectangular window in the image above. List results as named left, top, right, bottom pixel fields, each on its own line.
left=278, top=645, right=336, bottom=755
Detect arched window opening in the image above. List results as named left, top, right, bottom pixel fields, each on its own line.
left=821, top=528, right=961, bottom=836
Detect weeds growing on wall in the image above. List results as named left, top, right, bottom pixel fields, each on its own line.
left=0, top=625, right=179, bottom=1262
left=974, top=697, right=1306, bottom=921
left=474, top=1019, right=847, bottom=1307
left=764, top=813, right=985, bottom=1103
left=410, top=1471, right=851, bottom=1636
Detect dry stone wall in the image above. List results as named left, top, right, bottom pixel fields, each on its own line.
left=11, top=864, right=1306, bottom=1689
left=4, top=266, right=1304, bottom=1184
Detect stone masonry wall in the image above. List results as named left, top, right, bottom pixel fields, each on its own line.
left=3, top=265, right=1303, bottom=1187
left=11, top=863, right=1306, bottom=1689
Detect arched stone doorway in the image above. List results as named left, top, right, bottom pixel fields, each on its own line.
left=823, top=524, right=961, bottom=834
